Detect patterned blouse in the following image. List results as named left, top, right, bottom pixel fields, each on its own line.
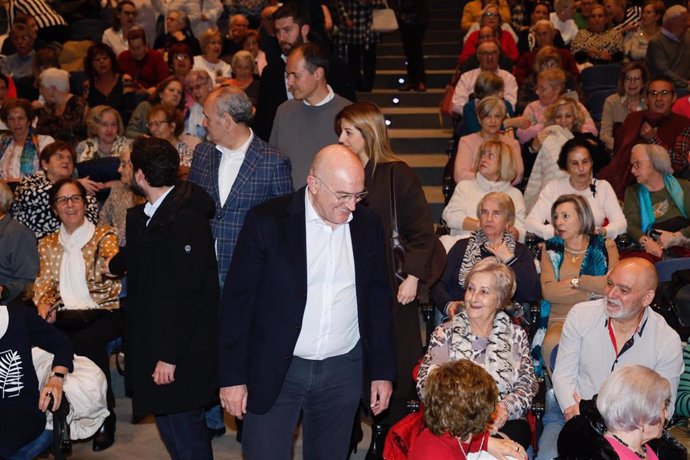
left=10, top=171, right=100, bottom=239
left=571, top=29, right=624, bottom=63
left=33, top=226, right=121, bottom=310
left=98, top=181, right=144, bottom=246
left=417, top=311, right=538, bottom=419
left=35, top=95, right=87, bottom=146
left=75, top=136, right=132, bottom=163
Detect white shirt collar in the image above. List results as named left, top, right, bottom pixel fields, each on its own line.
left=215, top=129, right=254, bottom=157
left=305, top=187, right=354, bottom=227
left=303, top=85, right=335, bottom=107
left=144, top=185, right=175, bottom=224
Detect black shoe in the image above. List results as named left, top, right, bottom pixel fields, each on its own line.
left=130, top=414, right=145, bottom=424
left=92, top=413, right=116, bottom=451
left=398, top=82, right=414, bottom=91
left=365, top=424, right=389, bottom=460
left=208, top=426, right=226, bottom=441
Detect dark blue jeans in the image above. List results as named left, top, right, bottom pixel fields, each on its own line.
left=156, top=408, right=212, bottom=460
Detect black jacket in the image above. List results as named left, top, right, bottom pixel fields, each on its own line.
left=111, top=181, right=220, bottom=415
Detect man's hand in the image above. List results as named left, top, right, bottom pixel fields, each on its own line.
left=563, top=392, right=581, bottom=421
left=639, top=121, right=657, bottom=141
left=397, top=275, right=418, bottom=305
left=220, top=385, right=248, bottom=419
left=369, top=380, right=393, bottom=416
left=152, top=361, right=176, bottom=385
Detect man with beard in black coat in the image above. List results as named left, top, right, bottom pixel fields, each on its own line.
left=107, top=137, right=219, bottom=459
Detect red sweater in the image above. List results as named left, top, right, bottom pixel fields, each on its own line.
left=117, top=49, right=169, bottom=90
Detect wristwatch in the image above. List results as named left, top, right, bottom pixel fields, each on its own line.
left=570, top=277, right=580, bottom=290
left=49, top=371, right=66, bottom=379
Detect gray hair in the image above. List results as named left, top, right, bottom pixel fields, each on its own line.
left=0, top=181, right=13, bottom=213
left=39, top=68, right=70, bottom=92
left=551, top=194, right=595, bottom=235
left=231, top=50, right=254, bottom=69
left=214, top=86, right=253, bottom=124
left=597, top=364, right=671, bottom=432
left=476, top=95, right=506, bottom=120
left=633, top=144, right=673, bottom=174
left=465, top=257, right=517, bottom=309
left=477, top=190, right=516, bottom=227
left=663, top=5, right=687, bottom=25
left=185, top=69, right=213, bottom=87
left=533, top=19, right=555, bottom=32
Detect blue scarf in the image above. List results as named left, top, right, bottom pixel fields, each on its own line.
left=0, top=131, right=39, bottom=177
left=638, top=173, right=687, bottom=233
left=530, top=234, right=609, bottom=377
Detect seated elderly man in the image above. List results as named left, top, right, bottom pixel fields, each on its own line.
left=0, top=23, right=36, bottom=81
left=598, top=77, right=690, bottom=198
left=513, top=20, right=579, bottom=86
left=451, top=40, right=517, bottom=115
left=0, top=181, right=38, bottom=304
left=459, top=25, right=516, bottom=72
left=645, top=5, right=690, bottom=90
left=536, top=258, right=684, bottom=460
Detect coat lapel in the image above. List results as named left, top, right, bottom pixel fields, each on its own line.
left=348, top=207, right=368, bottom=314
left=224, top=136, right=263, bottom=209
left=284, top=188, right=308, bottom=293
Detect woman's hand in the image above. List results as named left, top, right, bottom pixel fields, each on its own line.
left=38, top=303, right=56, bottom=323
left=642, top=236, right=663, bottom=258
left=77, top=176, right=105, bottom=196
left=397, top=275, right=419, bottom=305
left=656, top=229, right=681, bottom=249
left=485, top=241, right=513, bottom=263
left=447, top=301, right=463, bottom=318
left=504, top=116, right=531, bottom=131
left=491, top=402, right=509, bottom=433
left=486, top=436, right=528, bottom=460
left=39, top=373, right=65, bottom=412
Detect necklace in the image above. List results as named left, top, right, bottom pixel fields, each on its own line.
left=457, top=433, right=485, bottom=459
left=609, top=433, right=647, bottom=459
left=565, top=245, right=587, bottom=264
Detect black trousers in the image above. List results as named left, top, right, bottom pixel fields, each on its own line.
left=55, top=309, right=124, bottom=410
left=398, top=22, right=427, bottom=85
left=345, top=43, right=377, bottom=91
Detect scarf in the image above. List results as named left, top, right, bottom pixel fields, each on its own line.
left=449, top=310, right=515, bottom=397
left=458, top=229, right=517, bottom=289
left=638, top=173, right=687, bottom=233
left=58, top=220, right=97, bottom=310
left=530, top=234, right=609, bottom=376
left=0, top=132, right=39, bottom=177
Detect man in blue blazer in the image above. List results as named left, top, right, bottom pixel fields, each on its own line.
left=218, top=145, right=396, bottom=459
left=188, top=86, right=293, bottom=289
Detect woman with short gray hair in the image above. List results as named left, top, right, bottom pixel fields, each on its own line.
left=558, top=365, right=675, bottom=459
left=623, top=144, right=690, bottom=261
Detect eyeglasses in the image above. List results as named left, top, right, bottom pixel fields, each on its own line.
left=146, top=120, right=168, bottom=128
left=122, top=10, right=138, bottom=16
left=54, top=194, right=84, bottom=206
left=478, top=50, right=499, bottom=56
left=174, top=54, right=190, bottom=61
left=649, top=89, right=673, bottom=97
left=624, top=75, right=642, bottom=82
left=631, top=160, right=650, bottom=170
left=315, top=177, right=368, bottom=203
left=483, top=11, right=498, bottom=16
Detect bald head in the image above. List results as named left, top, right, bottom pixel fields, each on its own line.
left=307, top=145, right=365, bottom=228
left=611, top=258, right=658, bottom=292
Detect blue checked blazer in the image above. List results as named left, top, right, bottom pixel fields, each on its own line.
left=188, top=136, right=293, bottom=286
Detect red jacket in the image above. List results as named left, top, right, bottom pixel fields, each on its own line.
left=117, top=49, right=169, bottom=90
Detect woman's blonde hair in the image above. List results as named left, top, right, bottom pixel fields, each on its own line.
left=475, top=95, right=506, bottom=120
left=544, top=96, right=585, bottom=131
left=474, top=140, right=517, bottom=183
left=334, top=102, right=398, bottom=172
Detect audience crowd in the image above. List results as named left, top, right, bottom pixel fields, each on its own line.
left=0, top=0, right=690, bottom=458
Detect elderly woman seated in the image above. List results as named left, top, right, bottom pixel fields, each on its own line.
left=527, top=137, right=627, bottom=240
left=35, top=68, right=87, bottom=145
left=76, top=106, right=132, bottom=163
left=623, top=144, right=690, bottom=261
left=421, top=257, right=538, bottom=449
left=34, top=178, right=122, bottom=451
left=0, top=181, right=38, bottom=303
left=436, top=192, right=538, bottom=319
left=558, top=365, right=679, bottom=459
left=0, top=98, right=55, bottom=184
left=409, top=360, right=527, bottom=459
left=11, top=142, right=99, bottom=239
left=444, top=142, right=526, bottom=241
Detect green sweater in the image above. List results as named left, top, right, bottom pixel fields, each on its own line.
left=623, top=179, right=690, bottom=242
left=675, top=343, right=690, bottom=417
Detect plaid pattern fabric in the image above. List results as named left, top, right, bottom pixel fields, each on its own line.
left=335, top=0, right=381, bottom=45
left=188, top=137, right=293, bottom=287
left=672, top=127, right=690, bottom=174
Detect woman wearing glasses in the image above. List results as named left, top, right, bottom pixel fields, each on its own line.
left=34, top=178, right=122, bottom=451
left=600, top=62, right=648, bottom=151
left=146, top=103, right=198, bottom=179
left=335, top=101, right=437, bottom=455
left=126, top=76, right=186, bottom=139
left=11, top=141, right=99, bottom=239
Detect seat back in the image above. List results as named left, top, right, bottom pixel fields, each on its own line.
left=581, top=64, right=622, bottom=94
left=586, top=89, right=617, bottom=124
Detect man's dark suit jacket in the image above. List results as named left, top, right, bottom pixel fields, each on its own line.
left=253, top=55, right=357, bottom=141
left=218, top=187, right=396, bottom=414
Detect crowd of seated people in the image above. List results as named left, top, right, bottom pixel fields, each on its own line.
left=0, top=0, right=689, bottom=458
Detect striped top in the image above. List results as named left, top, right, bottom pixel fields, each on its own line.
left=612, top=5, right=641, bottom=33
left=9, top=0, right=66, bottom=29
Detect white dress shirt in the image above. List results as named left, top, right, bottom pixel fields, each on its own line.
left=452, top=68, right=518, bottom=114
left=217, top=131, right=253, bottom=207
left=293, top=192, right=360, bottom=360
left=144, top=185, right=175, bottom=226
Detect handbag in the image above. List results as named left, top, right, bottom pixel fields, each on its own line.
left=440, top=62, right=462, bottom=118
left=372, top=0, right=398, bottom=33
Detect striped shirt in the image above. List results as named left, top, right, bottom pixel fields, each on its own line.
left=9, top=0, right=66, bottom=29
left=612, top=5, right=641, bottom=33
